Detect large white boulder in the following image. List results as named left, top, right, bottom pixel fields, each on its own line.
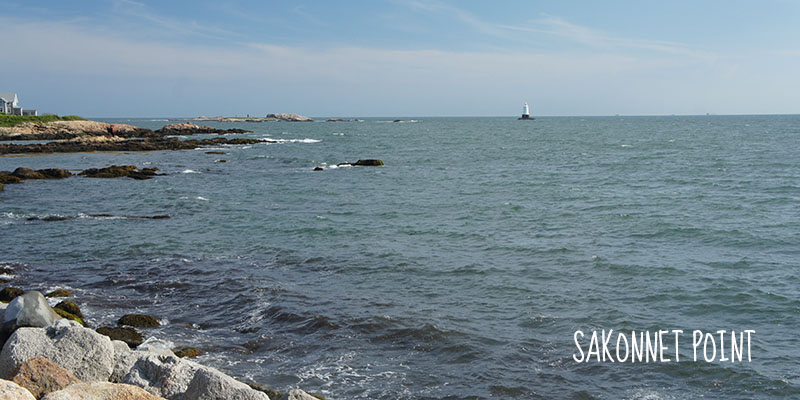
left=0, top=378, right=36, bottom=400
left=41, top=382, right=167, bottom=400
left=184, top=368, right=270, bottom=400
left=0, top=321, right=114, bottom=381
left=120, top=352, right=269, bottom=400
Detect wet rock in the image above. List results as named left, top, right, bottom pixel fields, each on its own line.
left=279, top=389, right=319, bottom=400
left=11, top=168, right=45, bottom=180
left=45, top=289, right=73, bottom=298
left=205, top=151, right=225, bottom=154
left=313, top=167, right=324, bottom=171
left=247, top=382, right=283, bottom=400
left=26, top=215, right=72, bottom=222
left=0, top=174, right=22, bottom=184
left=353, top=159, right=384, bottom=166
left=155, top=122, right=251, bottom=135
left=40, top=382, right=167, bottom=400
left=0, top=137, right=263, bottom=154
left=0, top=267, right=13, bottom=275
left=36, top=169, right=72, bottom=179
left=0, top=183, right=3, bottom=191
left=53, top=302, right=83, bottom=320
left=52, top=309, right=85, bottom=327
left=11, top=357, right=80, bottom=399
left=0, top=288, right=23, bottom=302
left=172, top=347, right=201, bottom=358
left=0, top=379, right=36, bottom=400
left=0, top=321, right=115, bottom=381
left=96, top=327, right=143, bottom=349
left=118, top=314, right=160, bottom=328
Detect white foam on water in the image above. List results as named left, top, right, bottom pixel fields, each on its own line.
left=263, top=138, right=321, bottom=144
left=182, top=169, right=200, bottom=174
left=196, top=196, right=209, bottom=201
left=621, top=144, right=632, bottom=147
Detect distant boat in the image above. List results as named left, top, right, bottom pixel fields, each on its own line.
left=518, top=103, right=534, bottom=120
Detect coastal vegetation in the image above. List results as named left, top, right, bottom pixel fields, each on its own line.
left=0, top=114, right=85, bottom=127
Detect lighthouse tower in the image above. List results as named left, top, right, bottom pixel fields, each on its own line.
left=519, top=102, right=533, bottom=120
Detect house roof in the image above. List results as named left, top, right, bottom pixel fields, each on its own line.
left=0, top=93, right=18, bottom=103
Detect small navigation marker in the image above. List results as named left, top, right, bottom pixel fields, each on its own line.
left=518, top=102, right=534, bottom=120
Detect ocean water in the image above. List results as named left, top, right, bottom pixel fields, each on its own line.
left=2, top=115, right=799, bottom=399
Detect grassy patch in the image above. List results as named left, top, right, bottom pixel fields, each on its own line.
left=0, top=114, right=86, bottom=127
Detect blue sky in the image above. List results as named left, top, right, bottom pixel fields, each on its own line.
left=3, top=0, right=800, bottom=117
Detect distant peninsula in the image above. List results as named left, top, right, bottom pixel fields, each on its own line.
left=190, top=113, right=313, bottom=122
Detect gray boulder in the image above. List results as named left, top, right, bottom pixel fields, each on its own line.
left=280, top=389, right=319, bottom=400
left=0, top=321, right=115, bottom=381
left=185, top=368, right=270, bottom=400
left=1, top=291, right=62, bottom=343
left=40, top=382, right=167, bottom=400
left=120, top=352, right=270, bottom=400
left=121, top=354, right=204, bottom=400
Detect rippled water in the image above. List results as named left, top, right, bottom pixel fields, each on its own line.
left=2, top=115, right=799, bottom=399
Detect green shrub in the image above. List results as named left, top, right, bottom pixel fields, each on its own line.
left=0, top=114, right=86, bottom=127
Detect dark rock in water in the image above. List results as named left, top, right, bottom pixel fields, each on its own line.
left=0, top=266, right=13, bottom=275
left=27, top=215, right=72, bottom=222
left=54, top=301, right=83, bottom=320
left=0, top=183, right=3, bottom=191
left=79, top=165, right=165, bottom=180
left=205, top=151, right=226, bottom=154
left=45, top=289, right=74, bottom=298
left=96, top=326, right=143, bottom=348
left=215, top=159, right=227, bottom=163
left=353, top=159, right=384, bottom=166
left=36, top=168, right=72, bottom=179
left=0, top=136, right=264, bottom=154
left=393, top=120, right=403, bottom=123
left=313, top=167, right=324, bottom=171
left=173, top=347, right=202, bottom=358
left=155, top=122, right=252, bottom=135
left=0, top=174, right=22, bottom=184
left=11, top=356, right=81, bottom=399
left=0, top=287, right=24, bottom=302
left=11, top=167, right=46, bottom=180
left=53, top=308, right=87, bottom=327
left=247, top=382, right=283, bottom=400
left=118, top=313, right=161, bottom=328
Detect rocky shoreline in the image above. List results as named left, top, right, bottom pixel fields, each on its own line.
left=0, top=269, right=325, bottom=400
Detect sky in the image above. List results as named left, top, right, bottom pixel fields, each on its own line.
left=2, top=0, right=800, bottom=117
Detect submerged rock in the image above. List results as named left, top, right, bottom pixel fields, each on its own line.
left=52, top=301, right=85, bottom=327
left=172, top=347, right=201, bottom=358
left=118, top=314, right=160, bottom=328
left=45, top=289, right=74, bottom=298
left=0, top=288, right=23, bottom=302
left=96, top=327, right=143, bottom=349
left=11, top=357, right=80, bottom=399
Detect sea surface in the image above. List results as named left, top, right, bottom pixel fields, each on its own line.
left=2, top=115, right=799, bottom=399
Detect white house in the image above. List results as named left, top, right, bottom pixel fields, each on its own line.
left=0, top=93, right=36, bottom=116
left=0, top=93, right=19, bottom=114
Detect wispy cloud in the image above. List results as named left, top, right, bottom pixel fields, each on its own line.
left=503, top=15, right=716, bottom=60
left=109, top=0, right=242, bottom=40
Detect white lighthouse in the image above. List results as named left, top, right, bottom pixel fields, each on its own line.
left=519, top=102, right=534, bottom=120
